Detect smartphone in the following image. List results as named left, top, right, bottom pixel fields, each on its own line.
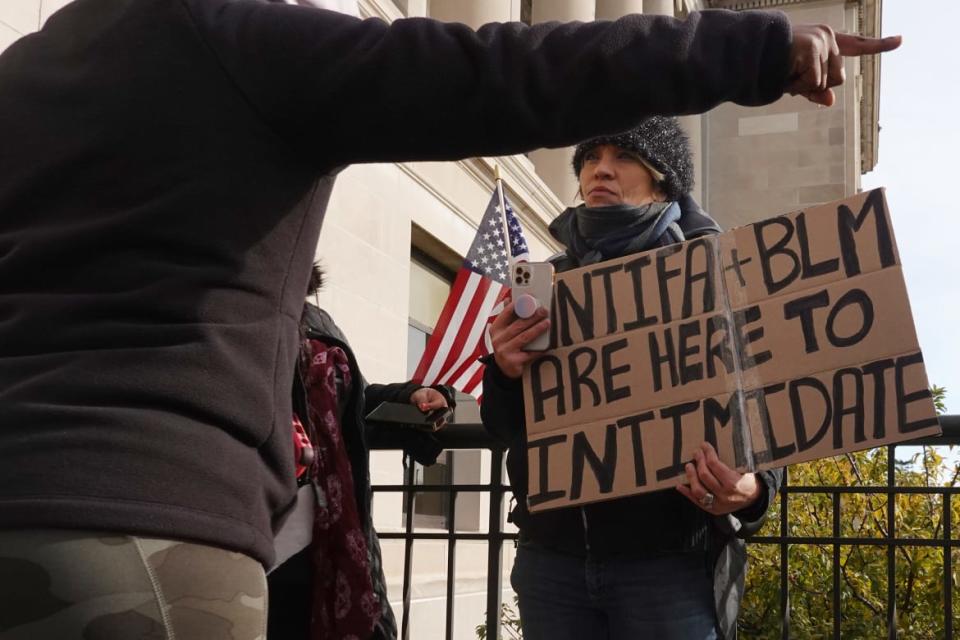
left=511, top=261, right=555, bottom=352
left=364, top=401, right=451, bottom=432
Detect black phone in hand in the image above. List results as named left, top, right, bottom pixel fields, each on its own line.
left=364, top=401, right=450, bottom=432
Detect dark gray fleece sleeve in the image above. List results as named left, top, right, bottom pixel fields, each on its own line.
left=183, top=0, right=791, bottom=165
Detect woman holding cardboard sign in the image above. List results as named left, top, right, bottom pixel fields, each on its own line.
left=482, top=117, right=784, bottom=640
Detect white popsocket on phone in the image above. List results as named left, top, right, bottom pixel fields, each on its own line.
left=514, top=293, right=540, bottom=319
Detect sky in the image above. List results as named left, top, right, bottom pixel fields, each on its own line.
left=860, top=1, right=960, bottom=414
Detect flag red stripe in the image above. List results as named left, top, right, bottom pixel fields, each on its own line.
left=461, top=365, right=485, bottom=397
left=439, top=281, right=505, bottom=385
left=449, top=355, right=484, bottom=392
left=431, top=275, right=492, bottom=384
left=412, top=266, right=472, bottom=383
left=443, top=342, right=484, bottom=388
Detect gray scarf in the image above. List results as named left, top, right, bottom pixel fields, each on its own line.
left=550, top=201, right=683, bottom=266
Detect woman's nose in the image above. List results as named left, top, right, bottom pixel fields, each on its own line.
left=593, top=155, right=615, bottom=177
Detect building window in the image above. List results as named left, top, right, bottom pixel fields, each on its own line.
left=407, top=252, right=453, bottom=379
left=405, top=233, right=482, bottom=531
left=409, top=451, right=453, bottom=529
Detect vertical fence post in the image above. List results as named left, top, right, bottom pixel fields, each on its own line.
left=401, top=455, right=416, bottom=640
left=445, top=470, right=457, bottom=640
left=833, top=491, right=841, bottom=639
left=486, top=449, right=505, bottom=640
left=781, top=466, right=790, bottom=640
left=887, top=445, right=897, bottom=640
left=945, top=492, right=953, bottom=640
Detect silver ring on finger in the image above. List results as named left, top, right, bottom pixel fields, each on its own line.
left=699, top=492, right=715, bottom=509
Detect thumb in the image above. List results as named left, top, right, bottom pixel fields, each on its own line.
left=420, top=392, right=446, bottom=410
left=802, top=88, right=835, bottom=107
left=836, top=33, right=902, bottom=56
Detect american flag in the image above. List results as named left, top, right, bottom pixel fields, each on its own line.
left=412, top=188, right=530, bottom=398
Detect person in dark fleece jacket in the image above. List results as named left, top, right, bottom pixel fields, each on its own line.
left=0, top=0, right=898, bottom=636
left=482, top=117, right=781, bottom=640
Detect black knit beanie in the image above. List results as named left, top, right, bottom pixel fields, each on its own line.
left=571, top=116, right=694, bottom=201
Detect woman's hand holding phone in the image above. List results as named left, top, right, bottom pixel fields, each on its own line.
left=489, top=298, right=551, bottom=379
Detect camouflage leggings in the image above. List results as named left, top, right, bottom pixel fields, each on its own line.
left=0, top=529, right=267, bottom=640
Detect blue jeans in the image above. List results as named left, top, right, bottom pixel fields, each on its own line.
left=511, top=542, right=719, bottom=640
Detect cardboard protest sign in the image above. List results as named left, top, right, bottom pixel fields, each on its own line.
left=522, top=189, right=940, bottom=512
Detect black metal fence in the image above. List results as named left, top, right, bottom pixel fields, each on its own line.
left=371, top=415, right=960, bottom=640
left=372, top=422, right=513, bottom=640
left=754, top=414, right=960, bottom=640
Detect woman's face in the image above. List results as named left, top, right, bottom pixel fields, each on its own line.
left=578, top=144, right=665, bottom=208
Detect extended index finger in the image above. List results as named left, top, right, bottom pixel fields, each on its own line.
left=836, top=33, right=902, bottom=56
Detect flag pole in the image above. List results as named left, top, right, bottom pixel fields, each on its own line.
left=494, top=164, right=515, bottom=278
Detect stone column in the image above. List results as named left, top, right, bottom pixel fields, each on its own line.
left=643, top=0, right=674, bottom=16
left=527, top=0, right=596, bottom=207
left=428, top=0, right=517, bottom=28
left=403, top=0, right=428, bottom=18
left=628, top=0, right=705, bottom=203
left=678, top=116, right=703, bottom=203
left=595, top=0, right=644, bottom=20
